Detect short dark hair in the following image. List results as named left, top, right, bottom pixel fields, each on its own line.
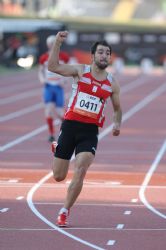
left=91, top=40, right=112, bottom=55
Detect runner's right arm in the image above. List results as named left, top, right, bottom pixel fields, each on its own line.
left=48, top=31, right=83, bottom=78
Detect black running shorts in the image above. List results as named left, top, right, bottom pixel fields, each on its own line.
left=54, top=120, right=99, bottom=160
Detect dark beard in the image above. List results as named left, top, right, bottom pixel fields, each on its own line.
left=96, top=61, right=108, bottom=70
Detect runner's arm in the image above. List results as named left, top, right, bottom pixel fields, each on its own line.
left=38, top=64, right=45, bottom=84
left=48, top=31, right=82, bottom=78
left=110, top=77, right=122, bottom=136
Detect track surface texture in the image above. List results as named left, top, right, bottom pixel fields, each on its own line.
left=0, top=67, right=166, bottom=250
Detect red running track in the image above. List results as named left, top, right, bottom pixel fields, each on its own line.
left=0, top=67, right=166, bottom=250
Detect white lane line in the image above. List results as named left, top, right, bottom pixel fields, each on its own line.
left=0, top=183, right=166, bottom=189
left=0, top=73, right=143, bottom=105
left=121, top=75, right=151, bottom=93
left=139, top=139, right=166, bottom=219
left=16, top=196, right=24, bottom=200
left=106, top=181, right=121, bottom=185
left=98, top=82, right=166, bottom=140
left=34, top=202, right=145, bottom=208
left=131, top=198, right=138, bottom=203
left=0, top=178, right=21, bottom=184
left=116, top=224, right=124, bottom=229
left=0, top=81, right=38, bottom=94
left=107, top=240, right=116, bottom=246
left=1, top=227, right=166, bottom=231
left=0, top=92, right=70, bottom=123
left=0, top=89, right=40, bottom=105
left=0, top=161, right=43, bottom=167
left=27, top=172, right=105, bottom=250
left=2, top=77, right=165, bottom=153
left=0, top=75, right=151, bottom=149
left=0, top=208, right=9, bottom=213
left=124, top=211, right=132, bottom=215
left=0, top=119, right=61, bottom=152
left=0, top=125, right=47, bottom=152
left=8, top=179, right=19, bottom=183
left=61, top=227, right=166, bottom=231
left=27, top=83, right=166, bottom=249
left=0, top=75, right=144, bottom=122
left=0, top=103, right=43, bottom=122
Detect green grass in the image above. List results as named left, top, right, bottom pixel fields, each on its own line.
left=0, top=65, right=37, bottom=75
left=0, top=65, right=22, bottom=75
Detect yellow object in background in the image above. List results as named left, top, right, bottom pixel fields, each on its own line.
left=112, top=0, right=137, bottom=22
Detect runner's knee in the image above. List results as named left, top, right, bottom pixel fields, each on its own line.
left=56, top=107, right=64, bottom=118
left=45, top=103, right=54, bottom=117
left=52, top=159, right=69, bottom=182
left=53, top=170, right=66, bottom=182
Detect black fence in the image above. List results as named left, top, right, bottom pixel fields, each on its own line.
left=71, top=31, right=166, bottom=65
left=0, top=19, right=166, bottom=68
left=0, top=18, right=66, bottom=68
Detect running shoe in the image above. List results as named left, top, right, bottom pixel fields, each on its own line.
left=56, top=211, right=69, bottom=227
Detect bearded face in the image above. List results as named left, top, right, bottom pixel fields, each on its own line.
left=93, top=45, right=111, bottom=70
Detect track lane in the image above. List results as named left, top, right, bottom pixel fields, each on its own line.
left=26, top=79, right=166, bottom=249
left=1, top=74, right=165, bottom=150
left=0, top=69, right=166, bottom=250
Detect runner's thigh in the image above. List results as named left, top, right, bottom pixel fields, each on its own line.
left=54, top=120, right=76, bottom=160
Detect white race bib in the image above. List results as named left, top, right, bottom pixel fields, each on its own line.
left=74, top=92, right=102, bottom=118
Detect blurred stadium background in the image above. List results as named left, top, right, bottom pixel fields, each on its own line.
left=0, top=0, right=166, bottom=71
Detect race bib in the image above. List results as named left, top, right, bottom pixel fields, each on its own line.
left=74, top=92, right=102, bottom=118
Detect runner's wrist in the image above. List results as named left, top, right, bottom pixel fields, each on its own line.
left=55, top=38, right=62, bottom=47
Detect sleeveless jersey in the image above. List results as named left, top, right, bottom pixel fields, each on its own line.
left=64, top=65, right=113, bottom=127
left=39, top=52, right=64, bottom=86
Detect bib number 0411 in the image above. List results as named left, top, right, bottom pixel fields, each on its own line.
left=74, top=92, right=102, bottom=118
left=79, top=99, right=98, bottom=112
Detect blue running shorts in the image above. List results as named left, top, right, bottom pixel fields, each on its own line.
left=43, top=84, right=64, bottom=107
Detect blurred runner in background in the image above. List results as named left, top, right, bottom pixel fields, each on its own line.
left=38, top=35, right=70, bottom=142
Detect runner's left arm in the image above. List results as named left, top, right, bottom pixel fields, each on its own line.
left=110, top=77, right=122, bottom=136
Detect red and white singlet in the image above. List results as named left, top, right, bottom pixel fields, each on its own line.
left=39, top=52, right=67, bottom=85
left=64, top=65, right=113, bottom=127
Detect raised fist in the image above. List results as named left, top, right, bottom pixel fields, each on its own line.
left=56, top=31, right=68, bottom=43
